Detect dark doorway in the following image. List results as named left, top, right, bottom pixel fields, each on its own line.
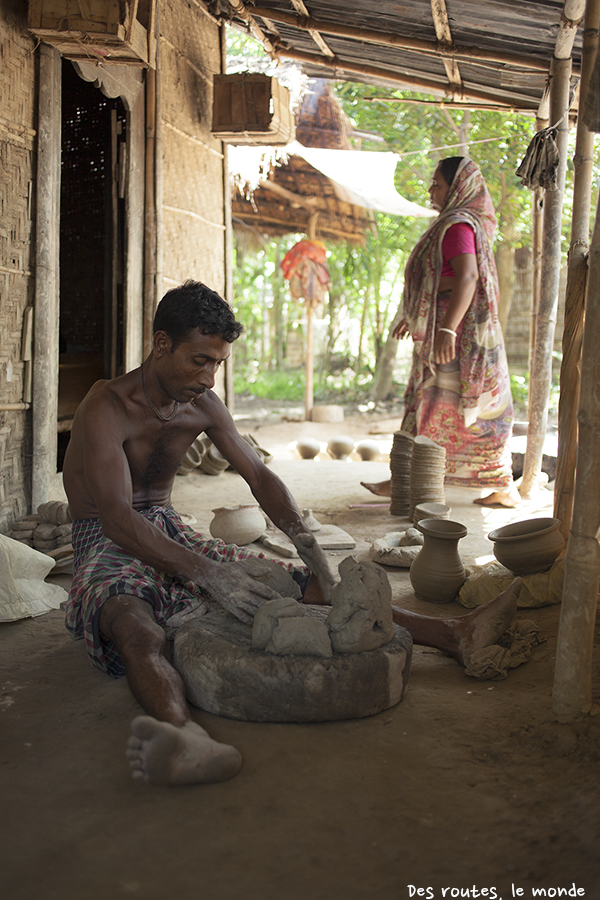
left=58, top=60, right=127, bottom=467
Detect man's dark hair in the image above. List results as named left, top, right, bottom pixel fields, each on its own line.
left=438, top=156, right=465, bottom=187
left=153, top=281, right=243, bottom=347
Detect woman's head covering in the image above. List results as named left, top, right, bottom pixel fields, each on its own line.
left=437, top=158, right=497, bottom=241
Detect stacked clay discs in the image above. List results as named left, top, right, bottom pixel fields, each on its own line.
left=389, top=431, right=414, bottom=516
left=409, top=435, right=446, bottom=522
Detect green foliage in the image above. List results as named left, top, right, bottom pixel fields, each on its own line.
left=510, top=372, right=560, bottom=420
left=333, top=81, right=536, bottom=248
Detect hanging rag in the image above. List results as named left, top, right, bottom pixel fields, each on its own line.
left=515, top=127, right=560, bottom=190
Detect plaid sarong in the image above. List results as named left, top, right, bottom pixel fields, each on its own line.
left=65, top=506, right=304, bottom=678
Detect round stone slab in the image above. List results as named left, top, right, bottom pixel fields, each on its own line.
left=174, top=605, right=413, bottom=723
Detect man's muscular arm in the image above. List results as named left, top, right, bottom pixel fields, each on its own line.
left=205, top=399, right=335, bottom=601
left=71, top=386, right=279, bottom=620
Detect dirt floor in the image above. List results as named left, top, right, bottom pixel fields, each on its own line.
left=2, top=400, right=599, bottom=900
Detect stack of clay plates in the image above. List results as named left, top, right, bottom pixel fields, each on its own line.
left=389, top=431, right=414, bottom=516
left=409, top=435, right=446, bottom=522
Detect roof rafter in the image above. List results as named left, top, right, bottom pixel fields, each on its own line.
left=430, top=0, right=461, bottom=97
left=249, top=6, right=553, bottom=72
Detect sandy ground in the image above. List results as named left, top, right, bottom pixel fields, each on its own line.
left=1, top=402, right=599, bottom=900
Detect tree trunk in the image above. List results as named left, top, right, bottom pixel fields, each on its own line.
left=495, top=241, right=514, bottom=333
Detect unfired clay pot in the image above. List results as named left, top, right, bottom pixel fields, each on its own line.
left=295, top=437, right=322, bottom=459
left=327, top=435, right=355, bottom=460
left=354, top=440, right=381, bottom=461
left=409, top=517, right=468, bottom=604
left=209, top=505, right=266, bottom=545
left=487, top=517, right=564, bottom=576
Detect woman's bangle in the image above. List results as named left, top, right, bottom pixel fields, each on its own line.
left=438, top=327, right=457, bottom=337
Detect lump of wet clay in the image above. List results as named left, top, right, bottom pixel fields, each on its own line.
left=252, top=596, right=306, bottom=650
left=326, top=556, right=395, bottom=653
left=266, top=616, right=333, bottom=658
left=238, top=557, right=302, bottom=601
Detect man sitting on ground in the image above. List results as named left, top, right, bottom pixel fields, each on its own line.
left=63, top=280, right=521, bottom=788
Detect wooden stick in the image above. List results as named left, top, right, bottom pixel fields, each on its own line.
left=521, top=55, right=572, bottom=495
left=553, top=177, right=600, bottom=720
left=554, top=0, right=600, bottom=535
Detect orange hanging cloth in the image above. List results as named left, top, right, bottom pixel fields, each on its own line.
left=280, top=240, right=331, bottom=308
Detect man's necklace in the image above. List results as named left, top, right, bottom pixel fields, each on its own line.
left=141, top=366, right=179, bottom=422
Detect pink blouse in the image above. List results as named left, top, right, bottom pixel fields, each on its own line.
left=441, top=222, right=476, bottom=277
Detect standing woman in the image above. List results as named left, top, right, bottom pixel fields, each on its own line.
left=363, top=157, right=519, bottom=507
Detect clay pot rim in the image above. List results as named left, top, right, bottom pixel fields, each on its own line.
left=211, top=504, right=260, bottom=513
left=416, top=517, right=468, bottom=539
left=487, top=517, right=560, bottom=543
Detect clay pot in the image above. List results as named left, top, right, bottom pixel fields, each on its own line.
left=209, top=505, right=266, bottom=545
left=409, top=518, right=468, bottom=604
left=354, top=440, right=381, bottom=461
left=302, top=508, right=322, bottom=532
left=487, top=517, right=564, bottom=576
left=295, top=437, right=322, bottom=460
left=327, top=435, right=355, bottom=460
left=414, top=501, right=450, bottom=523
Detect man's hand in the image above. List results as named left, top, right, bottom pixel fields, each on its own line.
left=195, top=559, right=280, bottom=624
left=292, top=532, right=335, bottom=603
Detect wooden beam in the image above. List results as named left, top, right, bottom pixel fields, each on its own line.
left=32, top=43, right=61, bottom=510
left=260, top=179, right=320, bottom=210
left=233, top=211, right=365, bottom=242
left=554, top=0, right=600, bottom=535
left=521, top=55, right=573, bottom=496
left=552, top=158, right=600, bottom=720
left=250, top=6, right=553, bottom=72
left=287, top=0, right=334, bottom=58
left=430, top=0, right=461, bottom=96
left=226, top=0, right=279, bottom=57
left=273, top=46, right=541, bottom=110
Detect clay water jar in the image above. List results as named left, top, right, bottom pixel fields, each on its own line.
left=487, top=517, right=564, bottom=576
left=209, top=505, right=266, bottom=546
left=409, top=517, right=468, bottom=604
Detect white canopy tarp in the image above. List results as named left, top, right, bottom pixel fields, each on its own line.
left=287, top=141, right=436, bottom=218
left=229, top=141, right=436, bottom=218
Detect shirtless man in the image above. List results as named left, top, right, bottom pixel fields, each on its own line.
left=63, top=280, right=522, bottom=788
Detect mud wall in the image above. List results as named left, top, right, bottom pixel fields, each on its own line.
left=0, top=0, right=37, bottom=530
left=160, top=2, right=225, bottom=294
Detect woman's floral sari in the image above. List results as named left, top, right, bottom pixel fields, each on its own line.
left=400, top=159, right=514, bottom=487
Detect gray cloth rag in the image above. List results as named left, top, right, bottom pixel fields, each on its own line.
left=463, top=620, right=545, bottom=681
left=515, top=128, right=559, bottom=190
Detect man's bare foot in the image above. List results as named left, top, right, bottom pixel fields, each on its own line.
left=126, top=716, right=242, bottom=786
left=449, top=577, right=522, bottom=665
left=361, top=479, right=392, bottom=497
left=473, top=487, right=521, bottom=508
left=392, top=577, right=522, bottom=666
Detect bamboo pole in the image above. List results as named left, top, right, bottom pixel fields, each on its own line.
left=553, top=179, right=600, bottom=720
left=305, top=304, right=314, bottom=421
left=554, top=0, right=600, bottom=536
left=520, top=56, right=572, bottom=496
left=32, top=44, right=61, bottom=511
left=220, top=23, right=235, bottom=412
